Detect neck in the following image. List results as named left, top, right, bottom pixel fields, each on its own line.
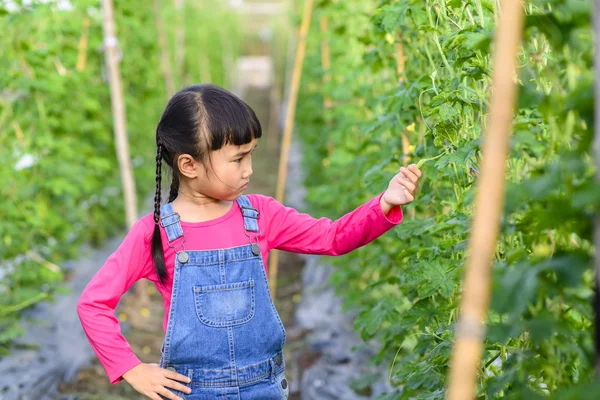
left=175, top=188, right=221, bottom=206
left=172, top=180, right=232, bottom=208
left=170, top=186, right=234, bottom=223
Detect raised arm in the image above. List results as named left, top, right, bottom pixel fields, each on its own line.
left=259, top=191, right=403, bottom=256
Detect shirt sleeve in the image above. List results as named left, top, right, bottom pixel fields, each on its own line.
left=258, top=191, right=403, bottom=255
left=77, top=218, right=154, bottom=384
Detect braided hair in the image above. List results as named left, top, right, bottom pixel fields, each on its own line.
left=151, top=84, right=262, bottom=284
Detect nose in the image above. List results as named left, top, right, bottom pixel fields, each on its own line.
left=245, top=165, right=253, bottom=179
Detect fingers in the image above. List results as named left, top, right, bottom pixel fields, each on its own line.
left=164, top=369, right=192, bottom=384
left=153, top=369, right=191, bottom=399
left=396, top=174, right=416, bottom=193
left=163, top=378, right=192, bottom=395
left=408, top=163, right=422, bottom=178
left=156, top=386, right=184, bottom=400
left=399, top=166, right=421, bottom=184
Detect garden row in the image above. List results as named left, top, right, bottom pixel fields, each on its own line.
left=295, top=0, right=596, bottom=398
left=0, top=0, right=239, bottom=354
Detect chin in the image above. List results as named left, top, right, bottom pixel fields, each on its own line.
left=224, top=192, right=241, bottom=201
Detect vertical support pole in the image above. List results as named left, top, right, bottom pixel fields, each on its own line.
left=101, top=0, right=138, bottom=230
left=446, top=1, right=525, bottom=398
left=101, top=0, right=147, bottom=303
left=320, top=16, right=332, bottom=121
left=76, top=16, right=91, bottom=72
left=268, top=0, right=314, bottom=298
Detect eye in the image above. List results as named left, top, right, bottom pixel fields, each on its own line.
left=235, top=158, right=243, bottom=163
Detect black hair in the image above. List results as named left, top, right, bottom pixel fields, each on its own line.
left=152, top=84, right=262, bottom=284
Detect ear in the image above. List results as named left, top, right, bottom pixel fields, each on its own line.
left=177, top=154, right=199, bottom=179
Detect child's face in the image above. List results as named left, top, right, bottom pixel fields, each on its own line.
left=179, top=138, right=259, bottom=201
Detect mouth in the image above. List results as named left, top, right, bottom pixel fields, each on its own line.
left=241, top=182, right=249, bottom=189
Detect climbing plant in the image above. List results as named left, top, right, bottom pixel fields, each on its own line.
left=296, top=0, right=597, bottom=398
left=0, top=0, right=239, bottom=354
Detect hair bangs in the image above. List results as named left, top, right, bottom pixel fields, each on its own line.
left=201, top=86, right=262, bottom=151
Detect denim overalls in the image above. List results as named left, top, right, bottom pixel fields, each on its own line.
left=158, top=195, right=289, bottom=399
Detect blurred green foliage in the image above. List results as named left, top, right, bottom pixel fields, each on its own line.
left=296, top=0, right=597, bottom=398
left=0, top=0, right=240, bottom=353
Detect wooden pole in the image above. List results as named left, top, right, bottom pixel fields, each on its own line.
left=396, top=33, right=413, bottom=218
left=593, top=0, right=600, bottom=375
left=446, top=1, right=524, bottom=399
left=395, top=33, right=405, bottom=84
left=266, top=70, right=282, bottom=151
left=268, top=0, right=314, bottom=297
left=395, top=34, right=410, bottom=166
left=320, top=16, right=335, bottom=157
left=101, top=0, right=148, bottom=305
left=100, top=0, right=138, bottom=230
left=268, top=7, right=296, bottom=153
left=154, top=0, right=176, bottom=99
left=320, top=16, right=332, bottom=116
left=76, top=15, right=90, bottom=72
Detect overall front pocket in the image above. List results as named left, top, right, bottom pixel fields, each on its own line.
left=193, top=279, right=256, bottom=327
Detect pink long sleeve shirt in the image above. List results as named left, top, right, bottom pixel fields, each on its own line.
left=77, top=192, right=403, bottom=384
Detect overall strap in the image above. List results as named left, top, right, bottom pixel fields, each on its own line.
left=236, top=195, right=259, bottom=233
left=159, top=203, right=184, bottom=242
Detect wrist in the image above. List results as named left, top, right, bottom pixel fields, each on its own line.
left=121, top=363, right=141, bottom=382
left=379, top=192, right=393, bottom=215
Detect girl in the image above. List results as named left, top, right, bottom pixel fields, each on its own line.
left=77, top=84, right=422, bottom=400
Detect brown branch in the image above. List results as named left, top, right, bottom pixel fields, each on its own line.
left=76, top=16, right=91, bottom=72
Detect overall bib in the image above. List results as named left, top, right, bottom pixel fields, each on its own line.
left=158, top=195, right=289, bottom=400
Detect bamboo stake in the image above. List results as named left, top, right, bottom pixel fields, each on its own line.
left=402, top=133, right=411, bottom=165
left=593, top=0, right=600, bottom=375
left=101, top=0, right=146, bottom=303
left=320, top=16, right=332, bottom=116
left=154, top=0, right=176, bottom=99
left=395, top=33, right=405, bottom=83
left=320, top=16, right=334, bottom=157
left=76, top=15, right=90, bottom=72
left=402, top=130, right=414, bottom=218
left=446, top=1, right=524, bottom=399
left=268, top=0, right=314, bottom=297
left=101, top=0, right=138, bottom=230
left=399, top=34, right=410, bottom=168
left=396, top=34, right=412, bottom=195
left=269, top=12, right=297, bottom=152
left=11, top=121, right=24, bottom=143
left=266, top=72, right=282, bottom=151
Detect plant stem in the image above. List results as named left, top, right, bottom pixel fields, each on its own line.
left=416, top=152, right=444, bottom=168
left=1, top=293, right=49, bottom=317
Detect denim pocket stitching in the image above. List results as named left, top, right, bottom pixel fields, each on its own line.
left=193, top=279, right=256, bottom=327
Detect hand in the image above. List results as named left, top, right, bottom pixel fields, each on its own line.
left=122, top=363, right=192, bottom=400
left=381, top=164, right=422, bottom=211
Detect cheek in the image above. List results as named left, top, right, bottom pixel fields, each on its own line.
left=213, top=163, right=241, bottom=184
